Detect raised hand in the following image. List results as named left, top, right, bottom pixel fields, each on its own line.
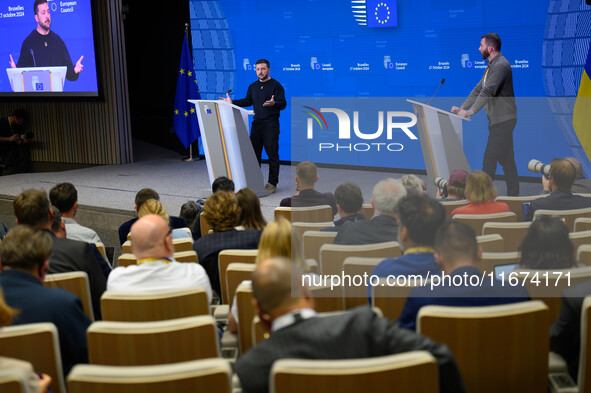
left=263, top=94, right=275, bottom=106
left=219, top=92, right=232, bottom=103
left=9, top=54, right=16, bottom=68
left=74, top=55, right=84, bottom=74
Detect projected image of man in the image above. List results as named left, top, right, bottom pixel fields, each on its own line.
left=9, top=0, right=84, bottom=81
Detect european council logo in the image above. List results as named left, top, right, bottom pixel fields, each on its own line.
left=351, top=0, right=397, bottom=27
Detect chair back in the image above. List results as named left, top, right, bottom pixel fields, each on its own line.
left=308, top=285, right=344, bottom=313
left=173, top=250, right=198, bottom=264
left=235, top=282, right=256, bottom=355
left=270, top=351, right=438, bottom=393
left=292, top=221, right=333, bottom=239
left=578, top=244, right=591, bottom=266
left=117, top=253, right=137, bottom=268
left=319, top=241, right=400, bottom=276
left=95, top=242, right=107, bottom=260
left=476, top=234, right=505, bottom=253
left=0, top=367, right=34, bottom=393
left=482, top=221, right=531, bottom=252
left=44, top=271, right=94, bottom=321
left=67, top=358, right=232, bottom=393
left=575, top=217, right=591, bottom=232
left=580, top=296, right=591, bottom=393
left=200, top=214, right=210, bottom=237
left=496, top=195, right=547, bottom=221
left=121, top=240, right=132, bottom=254
left=87, top=315, right=219, bottom=366
left=478, top=251, right=521, bottom=273
left=569, top=230, right=591, bottom=256
left=417, top=301, right=550, bottom=393
left=534, top=207, right=591, bottom=232
left=302, top=231, right=337, bottom=264
left=226, top=263, right=256, bottom=308
left=440, top=199, right=469, bottom=217
left=274, top=205, right=333, bottom=223
left=101, top=287, right=209, bottom=322
left=172, top=238, right=193, bottom=252
left=453, top=212, right=517, bottom=235
left=362, top=203, right=374, bottom=219
left=342, top=257, right=384, bottom=310
left=372, top=277, right=431, bottom=321
left=218, top=249, right=258, bottom=304
left=0, top=323, right=66, bottom=393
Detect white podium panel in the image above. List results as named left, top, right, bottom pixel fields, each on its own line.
left=6, top=66, right=67, bottom=92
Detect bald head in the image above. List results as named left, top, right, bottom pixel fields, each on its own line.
left=130, top=214, right=173, bottom=260
left=252, top=257, right=306, bottom=316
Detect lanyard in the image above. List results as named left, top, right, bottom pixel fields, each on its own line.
left=403, top=247, right=435, bottom=255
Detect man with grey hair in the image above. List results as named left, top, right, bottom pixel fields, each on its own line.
left=334, top=178, right=406, bottom=245
left=401, top=174, right=425, bottom=196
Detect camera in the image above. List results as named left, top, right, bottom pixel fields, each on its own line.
left=434, top=176, right=448, bottom=189
left=528, top=159, right=550, bottom=176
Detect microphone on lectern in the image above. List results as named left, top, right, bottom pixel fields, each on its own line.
left=426, top=78, right=445, bottom=106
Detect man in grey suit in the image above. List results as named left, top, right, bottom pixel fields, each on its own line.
left=234, top=257, right=466, bottom=393
left=333, top=178, right=406, bottom=245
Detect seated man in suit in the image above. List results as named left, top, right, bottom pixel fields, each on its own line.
left=398, top=221, right=529, bottom=330
left=334, top=178, right=406, bottom=245
left=550, top=278, right=591, bottom=382
left=322, top=182, right=365, bottom=231
left=234, top=257, right=466, bottom=393
left=194, top=191, right=261, bottom=296
left=526, top=158, right=591, bottom=221
left=0, top=225, right=91, bottom=377
left=280, top=161, right=337, bottom=217
left=13, top=189, right=106, bottom=320
left=371, top=195, right=446, bottom=290
left=118, top=188, right=187, bottom=245
left=107, top=214, right=212, bottom=303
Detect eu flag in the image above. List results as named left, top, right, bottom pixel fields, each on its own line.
left=367, top=0, right=397, bottom=28
left=573, top=39, right=591, bottom=163
left=173, top=34, right=201, bottom=148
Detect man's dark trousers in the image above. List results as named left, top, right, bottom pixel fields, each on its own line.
left=250, top=119, right=280, bottom=187
left=483, top=118, right=519, bottom=196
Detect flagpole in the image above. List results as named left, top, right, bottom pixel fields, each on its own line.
left=181, top=22, right=201, bottom=162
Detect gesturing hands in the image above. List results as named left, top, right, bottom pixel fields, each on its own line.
left=74, top=55, right=84, bottom=74
left=9, top=54, right=16, bottom=68
left=219, top=92, right=232, bottom=103
left=263, top=95, right=275, bottom=107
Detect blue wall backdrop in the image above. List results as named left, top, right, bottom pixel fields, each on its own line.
left=189, top=0, right=591, bottom=175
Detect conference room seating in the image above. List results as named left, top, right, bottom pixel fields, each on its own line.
left=172, top=237, right=193, bottom=252
left=291, top=221, right=334, bottom=239
left=0, top=323, right=66, bottom=393
left=100, top=287, right=209, bottom=322
left=578, top=244, right=591, bottom=266
left=121, top=240, right=132, bottom=254
left=252, top=316, right=268, bottom=348
left=319, top=241, right=401, bottom=276
left=116, top=253, right=137, bottom=267
left=225, top=262, right=256, bottom=311
left=569, top=230, right=591, bottom=256
left=67, top=358, right=232, bottom=393
left=235, top=281, right=256, bottom=355
left=0, top=367, right=34, bottom=393
left=308, top=284, right=345, bottom=313
left=341, top=257, right=384, bottom=310
left=95, top=242, right=107, bottom=260
left=440, top=199, right=469, bottom=217
left=495, top=195, right=547, bottom=221
left=87, top=315, right=219, bottom=366
left=274, top=205, right=333, bottom=223
left=302, top=230, right=337, bottom=264
left=177, top=226, right=193, bottom=237
left=200, top=214, right=211, bottom=237
left=476, top=234, right=505, bottom=253
left=372, top=277, right=431, bottom=322
left=362, top=203, right=374, bottom=219
left=44, top=271, right=94, bottom=321
left=218, top=249, right=258, bottom=305
left=482, top=221, right=532, bottom=252
left=453, top=211, right=517, bottom=235
left=417, top=301, right=550, bottom=393
left=173, top=250, right=199, bottom=263
left=477, top=251, right=521, bottom=274
left=574, top=217, right=591, bottom=232
left=270, top=351, right=438, bottom=393
left=534, top=207, right=591, bottom=232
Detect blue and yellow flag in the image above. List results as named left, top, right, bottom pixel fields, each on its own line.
left=173, top=33, right=201, bottom=148
left=573, top=39, right=591, bottom=160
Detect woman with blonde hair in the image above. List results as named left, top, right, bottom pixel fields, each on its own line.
left=450, top=170, right=509, bottom=217
left=137, top=199, right=190, bottom=239
left=236, top=188, right=267, bottom=230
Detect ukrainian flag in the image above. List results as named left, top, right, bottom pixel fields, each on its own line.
left=573, top=39, right=591, bottom=159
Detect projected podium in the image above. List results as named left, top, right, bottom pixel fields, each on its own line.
left=407, top=100, right=471, bottom=197
left=6, top=66, right=67, bottom=92
left=189, top=99, right=266, bottom=195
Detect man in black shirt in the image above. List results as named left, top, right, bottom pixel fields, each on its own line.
left=220, top=59, right=286, bottom=194
left=9, top=0, right=83, bottom=82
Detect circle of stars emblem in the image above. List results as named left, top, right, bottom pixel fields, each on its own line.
left=374, top=2, right=390, bottom=25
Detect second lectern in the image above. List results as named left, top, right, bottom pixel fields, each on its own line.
left=189, top=99, right=265, bottom=195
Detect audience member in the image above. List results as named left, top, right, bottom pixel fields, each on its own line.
left=371, top=196, right=446, bottom=286
left=0, top=287, right=52, bottom=393
left=49, top=182, right=101, bottom=243
left=13, top=189, right=105, bottom=320
left=237, top=188, right=267, bottom=230
left=107, top=214, right=212, bottom=302
left=437, top=170, right=468, bottom=200
left=398, top=221, right=529, bottom=330
left=280, top=161, right=337, bottom=217
left=50, top=205, right=66, bottom=238
left=401, top=174, right=424, bottom=196
left=0, top=225, right=91, bottom=377
left=118, top=188, right=187, bottom=245
left=0, top=108, right=31, bottom=174
left=526, top=158, right=591, bottom=221
left=190, top=176, right=236, bottom=240
left=519, top=216, right=576, bottom=270
left=334, top=178, right=406, bottom=245
left=450, top=171, right=509, bottom=217
left=234, top=257, right=466, bottom=393
left=137, top=199, right=191, bottom=239
left=194, top=192, right=261, bottom=296
left=550, top=278, right=591, bottom=381
left=323, top=182, right=365, bottom=231
left=179, top=201, right=200, bottom=229
left=542, top=157, right=591, bottom=194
